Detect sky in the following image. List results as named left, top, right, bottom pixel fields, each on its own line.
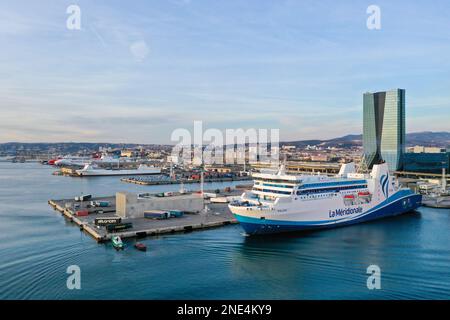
left=0, top=0, right=450, bottom=144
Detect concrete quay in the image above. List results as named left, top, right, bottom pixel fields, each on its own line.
left=48, top=190, right=243, bottom=243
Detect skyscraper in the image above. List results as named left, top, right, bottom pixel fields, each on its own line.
left=363, top=89, right=406, bottom=171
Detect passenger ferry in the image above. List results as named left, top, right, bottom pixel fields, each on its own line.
left=228, top=162, right=422, bottom=235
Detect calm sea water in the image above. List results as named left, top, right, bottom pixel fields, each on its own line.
left=0, top=162, right=449, bottom=300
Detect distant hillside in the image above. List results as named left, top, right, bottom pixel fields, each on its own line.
left=283, top=131, right=450, bottom=149
left=0, top=142, right=171, bottom=154
left=405, top=131, right=450, bottom=147
left=283, top=134, right=362, bottom=149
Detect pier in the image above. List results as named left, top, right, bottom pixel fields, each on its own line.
left=120, top=176, right=252, bottom=186
left=48, top=190, right=243, bottom=242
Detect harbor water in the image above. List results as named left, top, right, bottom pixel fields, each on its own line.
left=0, top=162, right=449, bottom=299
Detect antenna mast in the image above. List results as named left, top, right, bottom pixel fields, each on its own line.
left=357, top=153, right=369, bottom=174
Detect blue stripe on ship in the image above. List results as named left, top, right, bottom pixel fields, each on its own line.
left=234, top=191, right=422, bottom=235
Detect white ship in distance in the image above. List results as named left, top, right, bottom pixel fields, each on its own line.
left=229, top=162, right=422, bottom=235
left=54, top=156, right=92, bottom=166
left=54, top=154, right=132, bottom=167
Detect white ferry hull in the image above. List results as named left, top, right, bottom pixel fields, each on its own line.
left=230, top=190, right=422, bottom=235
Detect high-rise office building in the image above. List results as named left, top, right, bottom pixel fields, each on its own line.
left=363, top=89, right=406, bottom=171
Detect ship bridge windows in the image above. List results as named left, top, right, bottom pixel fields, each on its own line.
left=300, top=180, right=367, bottom=189
left=255, top=182, right=295, bottom=189
left=253, top=188, right=293, bottom=195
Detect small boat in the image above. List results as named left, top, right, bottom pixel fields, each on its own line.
left=134, top=242, right=147, bottom=252
left=111, top=236, right=124, bottom=250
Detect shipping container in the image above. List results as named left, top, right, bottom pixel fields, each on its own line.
left=90, top=200, right=110, bottom=207
left=97, top=201, right=110, bottom=207
left=168, top=210, right=184, bottom=218
left=75, top=210, right=89, bottom=217
left=144, top=210, right=168, bottom=219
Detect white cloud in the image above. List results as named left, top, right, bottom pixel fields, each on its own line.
left=130, top=41, right=150, bottom=62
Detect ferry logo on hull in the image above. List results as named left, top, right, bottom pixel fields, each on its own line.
left=380, top=174, right=389, bottom=199
left=329, top=207, right=363, bottom=218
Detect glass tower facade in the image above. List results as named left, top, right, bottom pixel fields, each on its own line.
left=363, top=89, right=406, bottom=171
left=403, top=152, right=450, bottom=174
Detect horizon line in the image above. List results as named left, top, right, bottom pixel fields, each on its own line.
left=1, top=130, right=449, bottom=146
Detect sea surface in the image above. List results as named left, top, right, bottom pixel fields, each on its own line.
left=0, top=162, right=449, bottom=300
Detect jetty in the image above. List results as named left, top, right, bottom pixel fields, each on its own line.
left=48, top=189, right=244, bottom=242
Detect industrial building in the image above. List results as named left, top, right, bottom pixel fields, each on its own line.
left=116, top=192, right=204, bottom=219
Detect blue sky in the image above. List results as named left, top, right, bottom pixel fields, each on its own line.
left=1, top=0, right=449, bottom=143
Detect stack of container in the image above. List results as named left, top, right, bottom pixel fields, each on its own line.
left=90, top=201, right=110, bottom=207
left=143, top=210, right=185, bottom=219
left=144, top=210, right=169, bottom=219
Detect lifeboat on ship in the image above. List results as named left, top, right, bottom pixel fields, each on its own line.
left=343, top=194, right=356, bottom=206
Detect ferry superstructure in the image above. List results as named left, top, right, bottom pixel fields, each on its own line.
left=228, top=162, right=422, bottom=235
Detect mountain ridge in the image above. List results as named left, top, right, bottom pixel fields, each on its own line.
left=0, top=131, right=449, bottom=153
left=283, top=131, right=450, bottom=148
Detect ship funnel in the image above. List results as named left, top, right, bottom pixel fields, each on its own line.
left=371, top=162, right=392, bottom=198
left=370, top=162, right=390, bottom=180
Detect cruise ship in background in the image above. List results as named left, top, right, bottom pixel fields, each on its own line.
left=229, top=162, right=422, bottom=235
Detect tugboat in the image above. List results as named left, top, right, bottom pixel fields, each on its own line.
left=134, top=242, right=147, bottom=252
left=111, top=236, right=124, bottom=250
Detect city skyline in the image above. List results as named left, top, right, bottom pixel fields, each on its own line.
left=1, top=0, right=450, bottom=143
